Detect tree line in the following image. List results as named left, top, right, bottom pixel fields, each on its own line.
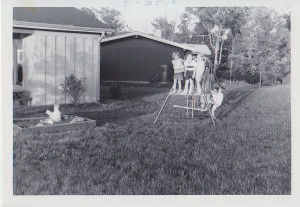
left=81, top=7, right=291, bottom=86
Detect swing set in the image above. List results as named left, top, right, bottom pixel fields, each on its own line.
left=153, top=53, right=229, bottom=125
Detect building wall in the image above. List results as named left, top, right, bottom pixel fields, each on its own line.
left=22, top=30, right=100, bottom=106
left=101, top=36, right=185, bottom=83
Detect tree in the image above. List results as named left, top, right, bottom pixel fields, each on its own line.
left=181, top=8, right=232, bottom=74
left=176, top=13, right=193, bottom=43
left=151, top=15, right=176, bottom=41
left=61, top=74, right=87, bottom=107
left=230, top=8, right=290, bottom=86
left=81, top=7, right=130, bottom=33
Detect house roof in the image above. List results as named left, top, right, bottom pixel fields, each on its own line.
left=181, top=44, right=212, bottom=56
left=101, top=31, right=211, bottom=55
left=13, top=7, right=114, bottom=33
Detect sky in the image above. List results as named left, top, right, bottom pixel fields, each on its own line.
left=117, top=5, right=186, bottom=33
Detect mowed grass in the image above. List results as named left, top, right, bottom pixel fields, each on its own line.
left=13, top=83, right=291, bottom=195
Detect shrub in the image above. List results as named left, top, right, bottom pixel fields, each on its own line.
left=61, top=74, right=87, bottom=107
left=245, top=72, right=260, bottom=85
left=110, top=82, right=125, bottom=99
left=148, top=71, right=160, bottom=84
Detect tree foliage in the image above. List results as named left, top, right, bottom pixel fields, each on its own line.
left=175, top=7, right=290, bottom=85
left=181, top=8, right=235, bottom=73
left=230, top=8, right=290, bottom=85
left=176, top=13, right=193, bottom=43
left=151, top=16, right=176, bottom=41
left=61, top=74, right=87, bottom=107
left=81, top=7, right=130, bottom=33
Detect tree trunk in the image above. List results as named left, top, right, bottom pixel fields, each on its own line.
left=213, top=38, right=220, bottom=74
left=259, top=68, right=262, bottom=87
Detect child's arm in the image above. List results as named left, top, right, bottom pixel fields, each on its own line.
left=46, top=110, right=52, bottom=116
left=192, top=60, right=196, bottom=78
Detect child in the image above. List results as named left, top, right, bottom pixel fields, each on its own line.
left=201, top=66, right=214, bottom=102
left=195, top=54, right=205, bottom=94
left=171, top=51, right=184, bottom=94
left=181, top=52, right=197, bottom=95
left=209, top=87, right=224, bottom=119
left=41, top=104, right=62, bottom=124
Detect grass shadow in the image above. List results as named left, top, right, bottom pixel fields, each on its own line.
left=218, top=86, right=257, bottom=119
left=71, top=110, right=149, bottom=126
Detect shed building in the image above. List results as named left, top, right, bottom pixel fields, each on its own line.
left=13, top=7, right=114, bottom=106
left=100, top=32, right=211, bottom=83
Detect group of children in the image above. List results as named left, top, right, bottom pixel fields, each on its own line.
left=171, top=51, right=210, bottom=95
left=171, top=51, right=224, bottom=119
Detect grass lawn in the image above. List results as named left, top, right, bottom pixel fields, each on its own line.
left=13, top=82, right=291, bottom=195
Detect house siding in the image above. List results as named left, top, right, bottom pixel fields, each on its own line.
left=22, top=30, right=100, bottom=106
left=101, top=36, right=185, bottom=83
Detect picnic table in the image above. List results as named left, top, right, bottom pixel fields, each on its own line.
left=13, top=85, right=32, bottom=106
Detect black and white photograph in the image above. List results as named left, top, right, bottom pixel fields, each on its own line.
left=1, top=0, right=300, bottom=206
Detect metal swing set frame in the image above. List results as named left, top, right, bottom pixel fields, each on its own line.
left=153, top=57, right=229, bottom=125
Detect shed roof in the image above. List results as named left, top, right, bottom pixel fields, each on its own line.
left=182, top=44, right=212, bottom=55
left=13, top=7, right=114, bottom=34
left=101, top=31, right=211, bottom=55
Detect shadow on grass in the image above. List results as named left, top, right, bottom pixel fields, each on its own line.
left=72, top=110, right=149, bottom=126
left=100, top=83, right=171, bottom=102
left=218, top=86, right=257, bottom=119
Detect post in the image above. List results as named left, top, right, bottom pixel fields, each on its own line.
left=153, top=87, right=173, bottom=125
left=97, top=33, right=106, bottom=102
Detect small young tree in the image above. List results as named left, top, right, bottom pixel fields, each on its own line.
left=61, top=74, right=87, bottom=107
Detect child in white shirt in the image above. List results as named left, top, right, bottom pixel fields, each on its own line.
left=181, top=53, right=197, bottom=95
left=210, top=87, right=224, bottom=119
left=195, top=54, right=205, bottom=94
left=171, top=51, right=184, bottom=94
left=41, top=104, right=62, bottom=124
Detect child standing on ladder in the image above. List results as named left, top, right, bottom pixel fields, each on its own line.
left=200, top=66, right=214, bottom=109
left=195, top=53, right=205, bottom=95
left=181, top=52, right=197, bottom=95
left=171, top=51, right=184, bottom=94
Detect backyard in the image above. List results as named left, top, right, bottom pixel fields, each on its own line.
left=13, top=82, right=291, bottom=195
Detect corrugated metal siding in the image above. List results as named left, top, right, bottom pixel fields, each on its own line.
left=101, top=36, right=185, bottom=83
left=22, top=30, right=100, bottom=106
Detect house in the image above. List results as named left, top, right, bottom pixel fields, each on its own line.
left=100, top=31, right=211, bottom=83
left=13, top=7, right=114, bottom=106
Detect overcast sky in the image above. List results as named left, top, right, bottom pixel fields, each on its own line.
left=117, top=5, right=186, bottom=33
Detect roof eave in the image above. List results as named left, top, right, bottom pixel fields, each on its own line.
left=13, top=20, right=114, bottom=34
left=101, top=31, right=210, bottom=54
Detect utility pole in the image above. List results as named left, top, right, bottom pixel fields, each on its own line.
left=230, top=60, right=233, bottom=85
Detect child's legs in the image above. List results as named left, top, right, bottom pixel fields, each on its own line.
left=190, top=79, right=194, bottom=91
left=196, top=78, right=201, bottom=92
left=211, top=104, right=217, bottom=117
left=173, top=79, right=177, bottom=90
left=184, top=79, right=189, bottom=91
left=178, top=80, right=182, bottom=90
